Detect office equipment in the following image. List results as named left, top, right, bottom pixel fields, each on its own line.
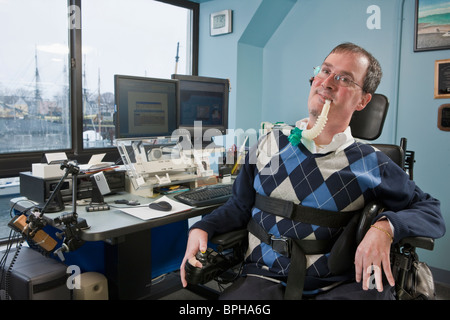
left=19, top=170, right=125, bottom=206
left=171, top=74, right=229, bottom=148
left=120, top=196, right=192, bottom=221
left=114, top=75, right=179, bottom=139
left=86, top=171, right=111, bottom=212
left=8, top=214, right=58, bottom=252
left=0, top=246, right=70, bottom=300
left=149, top=200, right=172, bottom=211
left=174, top=183, right=233, bottom=207
left=10, top=188, right=222, bottom=299
left=31, top=152, right=69, bottom=178
left=15, top=161, right=90, bottom=259
left=116, top=135, right=204, bottom=195
left=32, top=163, right=64, bottom=179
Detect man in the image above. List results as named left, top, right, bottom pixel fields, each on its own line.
left=180, top=42, right=445, bottom=299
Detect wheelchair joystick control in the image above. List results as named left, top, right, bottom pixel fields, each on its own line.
left=196, top=250, right=209, bottom=265
left=185, top=248, right=231, bottom=285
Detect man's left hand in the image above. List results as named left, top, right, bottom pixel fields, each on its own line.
left=354, top=219, right=396, bottom=291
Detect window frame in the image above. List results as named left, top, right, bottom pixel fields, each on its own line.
left=0, top=0, right=199, bottom=178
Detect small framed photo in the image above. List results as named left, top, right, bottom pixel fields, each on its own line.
left=437, top=104, right=450, bottom=131
left=210, top=10, right=232, bottom=36
left=434, top=59, right=450, bottom=99
left=414, top=0, right=450, bottom=52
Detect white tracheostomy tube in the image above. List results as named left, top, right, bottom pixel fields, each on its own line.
left=302, top=99, right=331, bottom=141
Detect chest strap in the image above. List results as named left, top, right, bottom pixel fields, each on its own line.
left=248, top=218, right=335, bottom=300
left=255, top=193, right=356, bottom=228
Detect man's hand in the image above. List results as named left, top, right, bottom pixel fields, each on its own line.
left=354, top=219, right=395, bottom=291
left=180, top=228, right=209, bottom=287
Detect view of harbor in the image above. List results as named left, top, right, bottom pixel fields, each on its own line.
left=0, top=53, right=116, bottom=154
left=0, top=50, right=116, bottom=238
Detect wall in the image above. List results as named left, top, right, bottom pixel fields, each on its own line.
left=396, top=0, right=450, bottom=269
left=197, top=0, right=450, bottom=271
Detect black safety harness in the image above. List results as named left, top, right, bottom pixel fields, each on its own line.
left=248, top=193, right=360, bottom=300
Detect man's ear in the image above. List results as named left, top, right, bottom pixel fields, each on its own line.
left=356, top=93, right=372, bottom=111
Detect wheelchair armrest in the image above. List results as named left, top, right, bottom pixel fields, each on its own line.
left=355, top=202, right=435, bottom=252
left=356, top=201, right=384, bottom=244
left=398, top=237, right=434, bottom=251
left=210, top=229, right=248, bottom=252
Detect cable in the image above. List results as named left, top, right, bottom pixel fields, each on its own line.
left=0, top=230, right=24, bottom=300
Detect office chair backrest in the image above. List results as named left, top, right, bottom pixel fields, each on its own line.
left=349, top=93, right=389, bottom=141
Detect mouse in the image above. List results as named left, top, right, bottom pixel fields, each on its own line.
left=149, top=200, right=172, bottom=211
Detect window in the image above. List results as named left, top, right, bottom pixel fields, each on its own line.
left=0, top=0, right=197, bottom=174
left=82, top=0, right=193, bottom=149
left=0, top=0, right=70, bottom=154
left=0, top=0, right=198, bottom=241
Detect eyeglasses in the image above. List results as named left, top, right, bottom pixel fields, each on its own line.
left=313, top=66, right=363, bottom=90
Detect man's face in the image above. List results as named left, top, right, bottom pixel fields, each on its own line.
left=307, top=52, right=372, bottom=128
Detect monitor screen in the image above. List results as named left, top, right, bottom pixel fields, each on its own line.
left=114, top=75, right=178, bottom=139
left=171, top=74, right=229, bottom=146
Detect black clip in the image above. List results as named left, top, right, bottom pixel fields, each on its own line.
left=270, top=235, right=291, bottom=257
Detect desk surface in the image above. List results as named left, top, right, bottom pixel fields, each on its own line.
left=10, top=191, right=221, bottom=242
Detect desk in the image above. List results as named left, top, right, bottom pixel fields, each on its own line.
left=10, top=191, right=221, bottom=299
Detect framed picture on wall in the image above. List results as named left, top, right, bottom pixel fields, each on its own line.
left=435, top=59, right=450, bottom=98
left=414, top=0, right=450, bottom=52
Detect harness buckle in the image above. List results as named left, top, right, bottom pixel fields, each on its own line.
left=270, top=235, right=292, bottom=257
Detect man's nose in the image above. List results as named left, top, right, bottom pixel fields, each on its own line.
left=320, top=74, right=337, bottom=90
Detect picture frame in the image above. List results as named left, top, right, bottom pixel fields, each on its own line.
left=437, top=104, right=450, bottom=131
left=414, top=0, right=450, bottom=52
left=434, top=59, right=450, bottom=98
left=210, top=10, right=232, bottom=36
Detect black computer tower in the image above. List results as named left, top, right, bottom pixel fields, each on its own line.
left=0, top=247, right=70, bottom=300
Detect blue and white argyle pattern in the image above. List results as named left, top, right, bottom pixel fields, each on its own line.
left=245, top=129, right=388, bottom=280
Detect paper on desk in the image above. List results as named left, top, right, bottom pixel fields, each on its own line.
left=119, top=196, right=193, bottom=220
left=78, top=153, right=115, bottom=171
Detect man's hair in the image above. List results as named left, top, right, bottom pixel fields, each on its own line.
left=328, top=42, right=382, bottom=94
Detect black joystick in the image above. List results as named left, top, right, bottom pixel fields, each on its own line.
left=184, top=248, right=229, bottom=285
left=195, top=250, right=209, bottom=265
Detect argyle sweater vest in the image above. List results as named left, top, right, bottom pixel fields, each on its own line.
left=244, top=129, right=389, bottom=290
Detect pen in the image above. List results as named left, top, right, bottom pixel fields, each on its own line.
left=231, top=136, right=248, bottom=174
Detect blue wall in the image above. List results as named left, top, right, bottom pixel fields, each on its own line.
left=196, top=0, right=450, bottom=271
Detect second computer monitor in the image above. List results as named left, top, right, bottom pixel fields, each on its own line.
left=172, top=74, right=229, bottom=147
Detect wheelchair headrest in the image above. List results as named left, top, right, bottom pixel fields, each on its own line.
left=350, top=93, right=389, bottom=141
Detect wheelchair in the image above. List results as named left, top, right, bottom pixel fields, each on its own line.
left=185, top=94, right=436, bottom=300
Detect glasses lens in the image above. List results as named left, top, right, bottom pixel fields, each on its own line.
left=313, top=66, right=356, bottom=88
left=313, top=66, right=321, bottom=76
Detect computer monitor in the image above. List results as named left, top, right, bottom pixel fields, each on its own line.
left=171, top=74, right=229, bottom=148
left=114, top=75, right=178, bottom=139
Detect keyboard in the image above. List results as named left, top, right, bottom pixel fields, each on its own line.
left=174, top=184, right=233, bottom=207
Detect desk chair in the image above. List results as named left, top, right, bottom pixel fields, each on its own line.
left=187, top=94, right=435, bottom=300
